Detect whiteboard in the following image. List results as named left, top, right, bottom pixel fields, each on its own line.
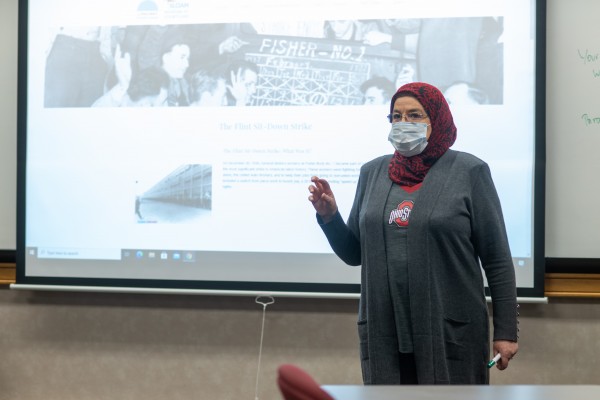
left=545, top=0, right=600, bottom=258
left=0, top=0, right=18, bottom=251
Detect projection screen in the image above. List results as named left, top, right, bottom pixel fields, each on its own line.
left=15, top=0, right=546, bottom=297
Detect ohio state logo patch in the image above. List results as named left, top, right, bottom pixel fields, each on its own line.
left=389, top=200, right=414, bottom=227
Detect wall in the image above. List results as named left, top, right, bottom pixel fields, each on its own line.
left=1, top=1, right=600, bottom=398
left=0, top=288, right=362, bottom=400
left=1, top=288, right=599, bottom=400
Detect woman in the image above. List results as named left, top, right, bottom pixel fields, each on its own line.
left=308, top=82, right=518, bottom=384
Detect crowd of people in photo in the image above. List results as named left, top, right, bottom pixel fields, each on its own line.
left=44, top=24, right=259, bottom=108
left=43, top=18, right=504, bottom=108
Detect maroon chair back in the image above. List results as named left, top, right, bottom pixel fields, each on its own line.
left=277, top=364, right=335, bottom=400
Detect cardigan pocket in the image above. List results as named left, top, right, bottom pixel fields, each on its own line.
left=357, top=319, right=369, bottom=361
left=357, top=319, right=371, bottom=384
left=443, top=313, right=471, bottom=361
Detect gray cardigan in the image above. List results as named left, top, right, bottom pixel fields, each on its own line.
left=319, top=150, right=518, bottom=384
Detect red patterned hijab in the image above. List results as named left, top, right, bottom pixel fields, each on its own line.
left=388, top=82, right=457, bottom=186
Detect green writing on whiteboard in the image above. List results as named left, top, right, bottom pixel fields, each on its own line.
left=581, top=114, right=600, bottom=126
left=578, top=48, right=599, bottom=63
left=578, top=49, right=600, bottom=78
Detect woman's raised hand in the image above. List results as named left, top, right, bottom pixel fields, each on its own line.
left=308, top=176, right=338, bottom=223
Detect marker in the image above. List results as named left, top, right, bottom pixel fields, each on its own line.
left=487, top=353, right=502, bottom=368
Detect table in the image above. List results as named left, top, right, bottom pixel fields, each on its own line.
left=321, top=385, right=600, bottom=400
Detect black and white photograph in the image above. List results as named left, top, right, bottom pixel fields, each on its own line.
left=43, top=17, right=504, bottom=108
left=134, top=164, right=212, bottom=224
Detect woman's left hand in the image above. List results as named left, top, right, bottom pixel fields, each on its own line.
left=492, top=340, right=519, bottom=370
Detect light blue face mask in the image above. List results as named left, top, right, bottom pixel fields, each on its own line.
left=388, top=122, right=429, bottom=157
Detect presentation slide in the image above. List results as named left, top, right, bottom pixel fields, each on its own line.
left=20, top=0, right=540, bottom=292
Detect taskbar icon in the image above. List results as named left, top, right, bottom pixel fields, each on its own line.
left=122, top=249, right=196, bottom=263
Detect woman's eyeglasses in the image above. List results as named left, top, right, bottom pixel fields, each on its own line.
left=387, top=112, right=428, bottom=123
